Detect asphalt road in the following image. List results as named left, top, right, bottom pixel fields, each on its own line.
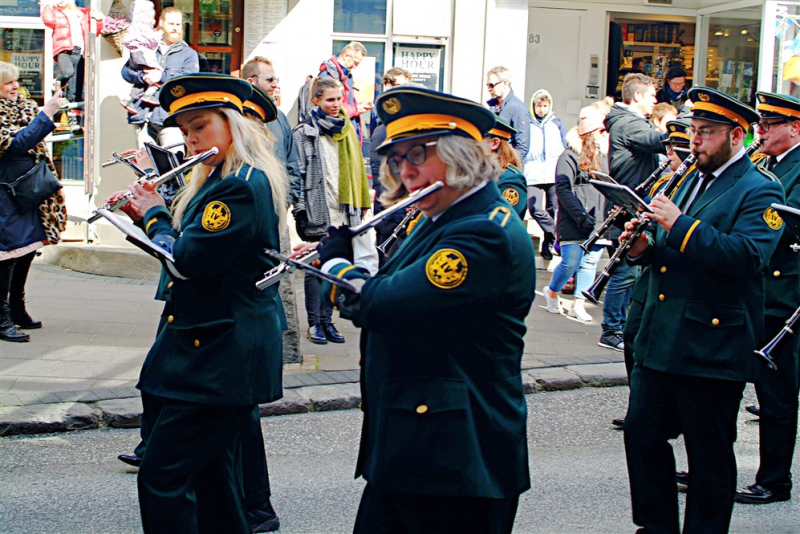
left=1, top=386, right=798, bottom=533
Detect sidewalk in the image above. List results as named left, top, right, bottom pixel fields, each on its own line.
left=0, top=259, right=626, bottom=436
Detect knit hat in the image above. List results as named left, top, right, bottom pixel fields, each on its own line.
left=579, top=105, right=605, bottom=135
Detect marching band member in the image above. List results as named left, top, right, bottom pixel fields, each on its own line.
left=484, top=118, right=527, bottom=219
left=735, top=91, right=800, bottom=505
left=623, top=87, right=784, bottom=533
left=316, top=87, right=536, bottom=533
left=120, top=73, right=287, bottom=533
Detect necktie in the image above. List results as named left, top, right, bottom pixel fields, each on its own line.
left=767, top=157, right=778, bottom=173
left=685, top=173, right=712, bottom=212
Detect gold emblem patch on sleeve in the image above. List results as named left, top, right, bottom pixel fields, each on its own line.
left=763, top=207, right=784, bottom=231
left=502, top=188, right=520, bottom=206
left=201, top=201, right=231, bottom=232
left=425, top=248, right=468, bottom=289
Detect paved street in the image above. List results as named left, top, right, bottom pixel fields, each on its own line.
left=1, top=386, right=798, bottom=533
left=0, top=257, right=622, bottom=418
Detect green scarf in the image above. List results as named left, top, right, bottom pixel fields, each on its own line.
left=331, top=109, right=371, bottom=210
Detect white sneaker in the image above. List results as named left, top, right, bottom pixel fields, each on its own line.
left=543, top=286, right=561, bottom=314
left=568, top=304, right=592, bottom=322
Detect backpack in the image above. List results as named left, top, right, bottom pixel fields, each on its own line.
left=297, top=75, right=314, bottom=124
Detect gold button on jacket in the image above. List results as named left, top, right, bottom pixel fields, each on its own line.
left=416, top=405, right=428, bottom=414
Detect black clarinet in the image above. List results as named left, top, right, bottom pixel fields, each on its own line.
left=582, top=153, right=697, bottom=304
left=376, top=207, right=420, bottom=258
left=581, top=159, right=671, bottom=253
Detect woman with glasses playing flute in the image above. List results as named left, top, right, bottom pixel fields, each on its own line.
left=113, top=73, right=288, bottom=533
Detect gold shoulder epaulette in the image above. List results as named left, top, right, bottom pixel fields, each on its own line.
left=649, top=174, right=671, bottom=197
left=755, top=166, right=779, bottom=182
left=488, top=205, right=512, bottom=227
left=750, top=152, right=768, bottom=165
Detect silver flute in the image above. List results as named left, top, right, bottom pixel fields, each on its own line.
left=87, top=147, right=219, bottom=223
left=255, top=181, right=445, bottom=290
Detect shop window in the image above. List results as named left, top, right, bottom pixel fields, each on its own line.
left=706, top=15, right=759, bottom=105
left=334, top=0, right=387, bottom=35
left=0, top=27, right=45, bottom=105
left=52, top=138, right=83, bottom=181
left=773, top=4, right=800, bottom=96
left=392, top=43, right=444, bottom=91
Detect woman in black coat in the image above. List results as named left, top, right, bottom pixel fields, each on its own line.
left=0, top=61, right=65, bottom=342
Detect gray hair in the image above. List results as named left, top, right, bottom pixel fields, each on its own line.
left=487, top=66, right=512, bottom=85
left=340, top=41, right=367, bottom=57
left=0, top=61, right=19, bottom=86
left=378, top=135, right=500, bottom=206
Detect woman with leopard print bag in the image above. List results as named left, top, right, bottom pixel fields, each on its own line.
left=0, top=61, right=67, bottom=343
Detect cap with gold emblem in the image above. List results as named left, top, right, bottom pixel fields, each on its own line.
left=485, top=117, right=516, bottom=141
left=243, top=85, right=278, bottom=124
left=661, top=119, right=691, bottom=146
left=685, top=86, right=760, bottom=131
left=754, top=91, right=800, bottom=121
left=160, top=73, right=254, bottom=128
left=375, top=87, right=496, bottom=154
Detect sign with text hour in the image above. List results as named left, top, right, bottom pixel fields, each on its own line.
left=394, top=46, right=442, bottom=91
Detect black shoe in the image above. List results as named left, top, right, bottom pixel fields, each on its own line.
left=735, top=483, right=790, bottom=504
left=611, top=418, right=625, bottom=429
left=598, top=334, right=624, bottom=352
left=117, top=453, right=142, bottom=467
left=10, top=308, right=42, bottom=329
left=745, top=405, right=761, bottom=417
left=0, top=303, right=30, bottom=342
left=322, top=323, right=345, bottom=343
left=247, top=501, right=280, bottom=532
left=307, top=324, right=327, bottom=344
left=541, top=234, right=555, bottom=261
left=675, top=471, right=689, bottom=486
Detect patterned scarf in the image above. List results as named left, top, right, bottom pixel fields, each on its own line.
left=0, top=96, right=67, bottom=244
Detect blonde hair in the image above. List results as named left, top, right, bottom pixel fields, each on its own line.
left=488, top=138, right=522, bottom=170
left=0, top=61, right=19, bottom=86
left=378, top=135, right=500, bottom=206
left=171, top=108, right=288, bottom=229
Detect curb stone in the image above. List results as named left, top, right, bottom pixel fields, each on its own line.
left=259, top=389, right=311, bottom=416
left=0, top=402, right=98, bottom=436
left=527, top=367, right=582, bottom=391
left=296, top=383, right=361, bottom=412
left=97, top=398, right=144, bottom=428
left=568, top=362, right=629, bottom=387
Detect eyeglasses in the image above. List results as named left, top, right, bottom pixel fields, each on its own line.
left=756, top=119, right=790, bottom=132
left=486, top=81, right=504, bottom=90
left=688, top=126, right=734, bottom=139
left=387, top=142, right=438, bottom=174
left=253, top=75, right=279, bottom=84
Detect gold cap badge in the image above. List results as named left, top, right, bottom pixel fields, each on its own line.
left=382, top=97, right=401, bottom=115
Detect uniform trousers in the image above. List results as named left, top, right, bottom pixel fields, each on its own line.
left=753, top=314, right=800, bottom=494
left=137, top=395, right=252, bottom=534
left=241, top=405, right=273, bottom=510
left=353, top=483, right=520, bottom=534
left=624, top=365, right=745, bottom=534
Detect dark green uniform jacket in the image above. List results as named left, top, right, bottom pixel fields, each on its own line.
left=137, top=164, right=284, bottom=405
left=325, top=181, right=536, bottom=499
left=497, top=164, right=527, bottom=219
left=633, top=155, right=785, bottom=382
left=761, top=146, right=800, bottom=318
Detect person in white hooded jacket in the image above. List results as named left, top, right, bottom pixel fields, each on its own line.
left=523, top=89, right=567, bottom=260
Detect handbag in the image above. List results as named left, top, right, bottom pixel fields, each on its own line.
left=1, top=160, right=62, bottom=212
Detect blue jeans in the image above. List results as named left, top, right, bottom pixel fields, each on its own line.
left=547, top=243, right=604, bottom=295
left=601, top=257, right=641, bottom=336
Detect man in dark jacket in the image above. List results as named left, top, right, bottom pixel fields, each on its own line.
left=121, top=7, right=199, bottom=149
left=598, top=73, right=666, bottom=353
left=318, top=41, right=374, bottom=142
left=486, top=66, right=531, bottom=159
left=242, top=56, right=301, bottom=206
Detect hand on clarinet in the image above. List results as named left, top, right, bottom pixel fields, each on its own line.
left=621, top=218, right=650, bottom=258
left=647, top=193, right=682, bottom=232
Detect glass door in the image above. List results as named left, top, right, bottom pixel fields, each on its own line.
left=162, top=0, right=242, bottom=75
left=760, top=1, right=800, bottom=96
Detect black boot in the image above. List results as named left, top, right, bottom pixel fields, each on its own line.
left=8, top=252, right=41, bottom=329
left=9, top=299, right=42, bottom=329
left=540, top=233, right=555, bottom=261
left=1, top=302, right=30, bottom=342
